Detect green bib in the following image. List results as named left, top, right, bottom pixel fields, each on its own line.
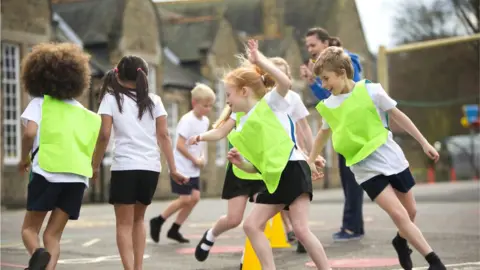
left=316, top=80, right=388, bottom=166
left=38, top=95, right=101, bottom=178
left=227, top=99, right=294, bottom=193
left=230, top=112, right=262, bottom=180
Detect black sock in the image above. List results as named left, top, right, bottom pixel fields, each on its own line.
left=157, top=215, right=165, bottom=224
left=395, top=232, right=407, bottom=244
left=170, top=222, right=181, bottom=233
left=425, top=252, right=441, bottom=265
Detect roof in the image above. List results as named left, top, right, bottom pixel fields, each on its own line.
left=163, top=53, right=205, bottom=90
left=52, top=0, right=125, bottom=46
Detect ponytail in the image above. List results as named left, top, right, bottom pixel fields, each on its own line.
left=98, top=70, right=116, bottom=103
left=213, top=105, right=232, bottom=129
left=135, top=68, right=154, bottom=120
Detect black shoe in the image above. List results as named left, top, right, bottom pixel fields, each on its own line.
left=428, top=263, right=446, bottom=270
left=239, top=263, right=243, bottom=270
left=149, top=217, right=163, bottom=243
left=392, top=235, right=413, bottom=270
left=167, top=229, right=190, bottom=243
left=195, top=230, right=214, bottom=261
left=287, top=231, right=296, bottom=243
left=296, top=242, right=306, bottom=253
left=28, top=248, right=51, bottom=270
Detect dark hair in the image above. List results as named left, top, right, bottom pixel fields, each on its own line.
left=306, top=27, right=343, bottom=47
left=21, top=42, right=91, bottom=99
left=99, top=55, right=154, bottom=120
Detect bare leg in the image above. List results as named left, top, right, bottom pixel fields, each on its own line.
left=115, top=204, right=135, bottom=270
left=43, top=209, right=69, bottom=270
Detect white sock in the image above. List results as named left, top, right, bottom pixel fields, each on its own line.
left=206, top=228, right=216, bottom=242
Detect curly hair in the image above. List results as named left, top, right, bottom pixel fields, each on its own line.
left=314, top=46, right=353, bottom=79
left=21, top=42, right=91, bottom=100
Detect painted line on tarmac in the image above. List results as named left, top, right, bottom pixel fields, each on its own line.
left=82, top=238, right=101, bottom=247
left=0, top=262, right=26, bottom=269
left=393, top=261, right=480, bottom=270
left=306, top=258, right=399, bottom=268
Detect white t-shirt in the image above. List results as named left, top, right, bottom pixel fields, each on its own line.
left=21, top=97, right=88, bottom=186
left=173, top=111, right=209, bottom=177
left=320, top=82, right=409, bottom=183
left=98, top=93, right=167, bottom=172
left=284, top=90, right=309, bottom=123
left=232, top=89, right=305, bottom=161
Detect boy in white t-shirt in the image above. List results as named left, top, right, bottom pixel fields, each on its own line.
left=150, top=83, right=216, bottom=243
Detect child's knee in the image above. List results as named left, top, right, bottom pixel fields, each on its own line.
left=43, top=230, right=61, bottom=244
left=388, top=208, right=411, bottom=225
left=408, top=207, right=417, bottom=221
left=292, top=223, right=310, bottom=242
left=242, top=216, right=260, bottom=235
left=226, top=214, right=243, bottom=228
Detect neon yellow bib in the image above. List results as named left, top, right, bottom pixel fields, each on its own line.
left=38, top=95, right=101, bottom=178
left=230, top=112, right=262, bottom=180
left=316, top=80, right=388, bottom=166
left=227, top=99, right=294, bottom=193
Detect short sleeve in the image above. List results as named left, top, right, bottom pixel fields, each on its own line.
left=230, top=112, right=236, bottom=120
left=367, top=83, right=397, bottom=112
left=288, top=92, right=309, bottom=122
left=264, top=89, right=289, bottom=112
left=176, top=115, right=190, bottom=139
left=98, top=93, right=114, bottom=116
left=321, top=119, right=330, bottom=130
left=151, top=94, right=167, bottom=118
left=21, top=98, right=43, bottom=126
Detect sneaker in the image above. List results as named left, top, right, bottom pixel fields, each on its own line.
left=195, top=230, right=214, bottom=262
left=332, top=229, right=363, bottom=242
left=167, top=229, right=190, bottom=243
left=287, top=231, right=296, bottom=243
left=296, top=242, right=306, bottom=253
left=28, top=248, right=51, bottom=270
left=392, top=235, right=413, bottom=270
left=149, top=217, right=163, bottom=243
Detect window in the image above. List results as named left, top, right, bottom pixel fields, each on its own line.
left=148, top=64, right=156, bottom=94
left=2, top=43, right=21, bottom=165
left=215, top=81, right=226, bottom=166
left=166, top=102, right=178, bottom=142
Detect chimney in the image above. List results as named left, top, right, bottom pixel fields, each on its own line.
left=263, top=0, right=280, bottom=38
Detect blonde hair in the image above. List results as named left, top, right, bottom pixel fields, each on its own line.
left=191, top=83, right=216, bottom=101
left=313, top=46, right=353, bottom=79
left=269, top=57, right=292, bottom=80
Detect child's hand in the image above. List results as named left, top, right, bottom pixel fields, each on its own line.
left=247, top=39, right=259, bottom=65
left=422, top=143, right=440, bottom=162
left=227, top=148, right=243, bottom=166
left=315, top=155, right=326, bottom=168
left=308, top=159, right=323, bottom=181
left=171, top=171, right=189, bottom=185
left=17, top=159, right=31, bottom=174
left=91, top=167, right=100, bottom=182
left=187, top=135, right=200, bottom=145
left=193, top=156, right=205, bottom=168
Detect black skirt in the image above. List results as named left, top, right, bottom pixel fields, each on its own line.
left=255, top=160, right=313, bottom=208
left=221, top=163, right=265, bottom=200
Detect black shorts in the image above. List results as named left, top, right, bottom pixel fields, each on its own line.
left=171, top=176, right=200, bottom=195
left=255, top=160, right=313, bottom=208
left=360, top=168, right=416, bottom=201
left=109, top=170, right=159, bottom=205
left=27, top=173, right=86, bottom=220
left=221, top=163, right=265, bottom=200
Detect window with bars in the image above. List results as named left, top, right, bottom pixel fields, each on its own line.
left=2, top=43, right=21, bottom=165
left=215, top=81, right=226, bottom=166
left=166, top=102, right=178, bottom=143
left=148, top=64, right=156, bottom=94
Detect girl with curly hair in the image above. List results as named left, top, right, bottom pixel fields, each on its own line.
left=19, top=42, right=101, bottom=270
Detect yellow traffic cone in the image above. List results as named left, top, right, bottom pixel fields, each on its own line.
left=269, top=213, right=291, bottom=248
left=242, top=237, right=262, bottom=270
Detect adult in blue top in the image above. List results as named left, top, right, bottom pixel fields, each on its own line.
left=300, top=27, right=365, bottom=244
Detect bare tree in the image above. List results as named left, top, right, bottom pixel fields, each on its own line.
left=451, top=0, right=479, bottom=34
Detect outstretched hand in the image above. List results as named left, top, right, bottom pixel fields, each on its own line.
left=247, top=39, right=260, bottom=65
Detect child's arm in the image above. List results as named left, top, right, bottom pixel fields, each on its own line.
left=156, top=116, right=188, bottom=184
left=387, top=108, right=439, bottom=161
left=91, top=115, right=113, bottom=177
left=307, top=128, right=331, bottom=180
left=297, top=118, right=314, bottom=154
left=18, top=121, right=38, bottom=173
left=191, top=119, right=235, bottom=144
left=227, top=148, right=258, bottom=174
left=247, top=39, right=291, bottom=97
left=177, top=135, right=203, bottom=167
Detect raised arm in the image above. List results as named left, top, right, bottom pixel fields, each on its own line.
left=247, top=39, right=291, bottom=97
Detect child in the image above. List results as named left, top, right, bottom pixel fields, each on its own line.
left=91, top=56, right=188, bottom=270
left=308, top=46, right=446, bottom=270
left=149, top=83, right=215, bottom=244
left=18, top=43, right=100, bottom=270
left=224, top=39, right=331, bottom=270
left=191, top=56, right=317, bottom=264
